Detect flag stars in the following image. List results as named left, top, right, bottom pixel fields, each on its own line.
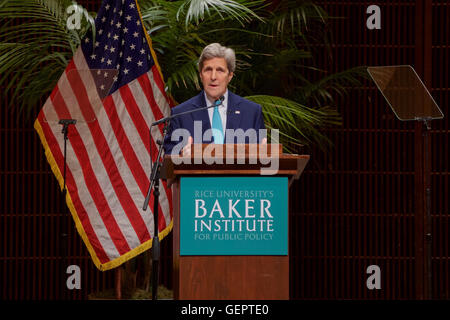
left=82, top=3, right=154, bottom=91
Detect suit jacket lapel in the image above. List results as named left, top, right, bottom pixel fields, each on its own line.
left=189, top=91, right=212, bottom=143
left=226, top=91, right=242, bottom=131
left=190, top=91, right=211, bottom=131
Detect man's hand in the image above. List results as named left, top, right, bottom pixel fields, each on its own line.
left=181, top=136, right=193, bottom=156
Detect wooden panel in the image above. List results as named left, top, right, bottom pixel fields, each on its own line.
left=178, top=256, right=289, bottom=300
left=430, top=0, right=450, bottom=300
left=172, top=178, right=290, bottom=300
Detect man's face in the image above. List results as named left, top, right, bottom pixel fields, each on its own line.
left=199, top=57, right=234, bottom=101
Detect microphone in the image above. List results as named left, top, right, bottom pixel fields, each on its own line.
left=214, top=96, right=225, bottom=106
left=152, top=95, right=225, bottom=126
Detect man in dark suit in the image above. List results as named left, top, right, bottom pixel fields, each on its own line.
left=164, top=43, right=266, bottom=155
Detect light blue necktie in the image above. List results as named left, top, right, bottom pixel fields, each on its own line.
left=212, top=99, right=224, bottom=144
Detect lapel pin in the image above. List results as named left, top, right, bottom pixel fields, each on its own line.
left=235, top=110, right=240, bottom=114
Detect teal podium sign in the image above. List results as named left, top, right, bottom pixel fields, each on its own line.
left=180, top=177, right=288, bottom=255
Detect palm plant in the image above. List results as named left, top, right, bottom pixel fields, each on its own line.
left=139, top=0, right=367, bottom=151
left=0, top=0, right=365, bottom=151
left=0, top=0, right=95, bottom=116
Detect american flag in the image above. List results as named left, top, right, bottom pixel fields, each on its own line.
left=34, top=0, right=173, bottom=271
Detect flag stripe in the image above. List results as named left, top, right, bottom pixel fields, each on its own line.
left=37, top=112, right=113, bottom=263
left=128, top=77, right=172, bottom=227
left=137, top=71, right=173, bottom=226
left=35, top=0, right=174, bottom=270
left=115, top=85, right=168, bottom=230
left=119, top=84, right=152, bottom=155
left=64, top=60, right=152, bottom=245
left=74, top=49, right=159, bottom=239
left=137, top=75, right=165, bottom=128
left=116, top=74, right=172, bottom=226
left=102, top=95, right=149, bottom=195
left=151, top=66, right=171, bottom=106
left=46, top=85, right=131, bottom=256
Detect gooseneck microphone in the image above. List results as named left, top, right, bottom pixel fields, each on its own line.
left=152, top=95, right=225, bottom=127
left=215, top=95, right=225, bottom=106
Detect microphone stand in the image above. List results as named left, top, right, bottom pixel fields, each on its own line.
left=58, top=118, right=76, bottom=299
left=142, top=121, right=169, bottom=300
left=142, top=96, right=224, bottom=300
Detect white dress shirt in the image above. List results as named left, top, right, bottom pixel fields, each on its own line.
left=205, top=90, right=228, bottom=131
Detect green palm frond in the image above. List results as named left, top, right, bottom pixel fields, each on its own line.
left=270, top=0, right=329, bottom=35
left=166, top=59, right=201, bottom=92
left=299, top=66, right=369, bottom=106
left=246, top=95, right=341, bottom=152
left=1, top=0, right=366, bottom=153
left=0, top=0, right=95, bottom=116
left=176, top=0, right=263, bottom=27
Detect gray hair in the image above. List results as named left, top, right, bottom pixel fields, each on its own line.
left=198, top=43, right=236, bottom=73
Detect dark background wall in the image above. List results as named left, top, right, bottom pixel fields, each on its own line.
left=1, top=0, right=448, bottom=299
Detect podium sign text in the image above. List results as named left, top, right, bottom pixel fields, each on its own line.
left=180, top=177, right=288, bottom=255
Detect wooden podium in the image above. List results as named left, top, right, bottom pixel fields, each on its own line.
left=162, top=144, right=309, bottom=300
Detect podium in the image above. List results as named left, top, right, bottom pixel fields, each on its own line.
left=162, top=144, right=309, bottom=300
